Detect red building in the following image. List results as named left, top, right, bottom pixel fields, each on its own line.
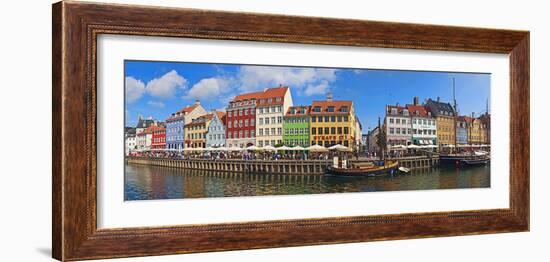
left=151, top=125, right=166, bottom=149
left=225, top=91, right=261, bottom=148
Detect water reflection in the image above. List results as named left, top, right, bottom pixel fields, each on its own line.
left=124, top=164, right=490, bottom=201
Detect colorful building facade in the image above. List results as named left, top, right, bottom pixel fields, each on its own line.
left=205, top=111, right=227, bottom=148
left=456, top=116, right=469, bottom=145
left=225, top=91, right=259, bottom=148
left=283, top=106, right=310, bottom=147
left=165, top=101, right=206, bottom=149
left=151, top=125, right=166, bottom=149
left=479, top=113, right=491, bottom=144
left=406, top=103, right=437, bottom=146
left=136, top=126, right=153, bottom=150
left=185, top=112, right=218, bottom=148
left=255, top=87, right=293, bottom=147
left=366, top=126, right=380, bottom=154
left=310, top=98, right=357, bottom=148
left=466, top=114, right=485, bottom=145
left=384, top=105, right=411, bottom=147
left=425, top=98, right=456, bottom=147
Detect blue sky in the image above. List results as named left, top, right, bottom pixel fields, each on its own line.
left=125, top=60, right=490, bottom=132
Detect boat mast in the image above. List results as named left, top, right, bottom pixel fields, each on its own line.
left=452, top=78, right=458, bottom=149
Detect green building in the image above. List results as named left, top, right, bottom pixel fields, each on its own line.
left=283, top=106, right=311, bottom=147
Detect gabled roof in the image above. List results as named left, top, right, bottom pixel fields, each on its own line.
left=386, top=105, right=408, bottom=115
left=285, top=105, right=310, bottom=117
left=233, top=91, right=263, bottom=102
left=406, top=104, right=430, bottom=117
left=136, top=118, right=155, bottom=128
left=458, top=116, right=475, bottom=123
left=425, top=98, right=455, bottom=116
left=310, top=100, right=353, bottom=115
left=178, top=104, right=198, bottom=114
left=232, top=86, right=289, bottom=105
left=150, top=125, right=165, bottom=133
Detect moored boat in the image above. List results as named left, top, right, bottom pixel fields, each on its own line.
left=439, top=152, right=490, bottom=168
left=326, top=160, right=399, bottom=177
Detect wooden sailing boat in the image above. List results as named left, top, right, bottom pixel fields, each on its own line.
left=439, top=78, right=490, bottom=168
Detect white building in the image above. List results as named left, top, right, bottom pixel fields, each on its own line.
left=407, top=100, right=437, bottom=146
left=125, top=135, right=136, bottom=155
left=255, top=86, right=293, bottom=147
left=385, top=104, right=412, bottom=147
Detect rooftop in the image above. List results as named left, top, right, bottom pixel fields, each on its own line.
left=406, top=104, right=430, bottom=117
left=285, top=105, right=311, bottom=117
left=310, top=100, right=353, bottom=115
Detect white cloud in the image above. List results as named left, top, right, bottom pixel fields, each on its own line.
left=237, top=66, right=338, bottom=95
left=305, top=80, right=330, bottom=96
left=147, top=101, right=165, bottom=108
left=184, top=77, right=232, bottom=101
left=125, top=77, right=145, bottom=103
left=145, top=70, right=187, bottom=98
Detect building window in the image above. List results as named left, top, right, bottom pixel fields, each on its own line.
left=271, top=128, right=276, bottom=136
left=327, top=106, right=335, bottom=112
left=396, top=119, right=401, bottom=124
left=324, top=116, right=330, bottom=122
left=278, top=128, right=282, bottom=135
left=318, top=127, right=323, bottom=135
left=331, top=116, right=336, bottom=122
left=324, top=127, right=330, bottom=135
left=344, top=116, right=349, bottom=122
left=278, top=116, right=282, bottom=123
left=331, top=127, right=336, bottom=134
left=312, top=116, right=317, bottom=122
left=265, top=118, right=270, bottom=124
left=318, top=116, right=323, bottom=122
left=313, top=106, right=321, bottom=112
left=312, top=128, right=316, bottom=135
left=259, top=128, right=264, bottom=136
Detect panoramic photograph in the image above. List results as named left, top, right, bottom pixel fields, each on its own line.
left=124, top=60, right=491, bottom=201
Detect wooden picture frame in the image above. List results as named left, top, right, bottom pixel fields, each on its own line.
left=52, top=1, right=529, bottom=261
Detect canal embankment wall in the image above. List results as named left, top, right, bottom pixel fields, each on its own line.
left=127, top=156, right=439, bottom=175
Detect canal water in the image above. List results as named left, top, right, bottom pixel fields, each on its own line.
left=124, top=163, right=490, bottom=201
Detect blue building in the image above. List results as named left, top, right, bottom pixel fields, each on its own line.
left=206, top=111, right=227, bottom=148
left=455, top=116, right=469, bottom=145
left=165, top=101, right=206, bottom=149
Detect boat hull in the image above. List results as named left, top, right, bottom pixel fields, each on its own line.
left=326, top=162, right=399, bottom=177
left=440, top=155, right=490, bottom=168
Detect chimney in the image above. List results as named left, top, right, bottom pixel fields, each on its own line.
left=413, top=96, right=419, bottom=106
left=437, top=97, right=440, bottom=102
left=195, top=99, right=200, bottom=105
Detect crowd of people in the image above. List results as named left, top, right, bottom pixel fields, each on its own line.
left=129, top=149, right=343, bottom=161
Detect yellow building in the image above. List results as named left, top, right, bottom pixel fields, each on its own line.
left=425, top=98, right=456, bottom=146
left=466, top=116, right=485, bottom=145
left=309, top=98, right=357, bottom=148
left=479, top=113, right=491, bottom=144
left=185, top=112, right=221, bottom=148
